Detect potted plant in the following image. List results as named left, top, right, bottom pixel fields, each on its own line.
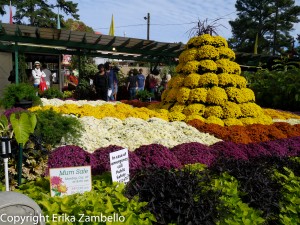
left=136, top=90, right=154, bottom=102
left=0, top=83, right=41, bottom=109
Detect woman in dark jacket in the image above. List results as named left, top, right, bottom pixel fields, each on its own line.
left=94, top=64, right=108, bottom=101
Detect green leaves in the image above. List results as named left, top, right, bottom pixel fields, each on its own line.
left=16, top=175, right=155, bottom=225
left=10, top=112, right=37, bottom=145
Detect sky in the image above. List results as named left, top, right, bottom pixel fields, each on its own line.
left=1, top=0, right=300, bottom=44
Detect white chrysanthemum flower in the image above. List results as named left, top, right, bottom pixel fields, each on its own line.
left=69, top=116, right=221, bottom=152
left=273, top=118, right=300, bottom=125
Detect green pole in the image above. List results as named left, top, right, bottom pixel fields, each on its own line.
left=17, top=143, right=23, bottom=186
left=15, top=42, right=19, bottom=84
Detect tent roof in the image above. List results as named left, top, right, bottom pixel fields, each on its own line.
left=0, top=22, right=185, bottom=63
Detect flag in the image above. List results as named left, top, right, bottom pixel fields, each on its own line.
left=109, top=14, right=114, bottom=36
left=9, top=1, right=13, bottom=24
left=57, top=7, right=61, bottom=29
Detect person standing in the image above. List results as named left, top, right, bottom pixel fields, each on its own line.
left=136, top=68, right=146, bottom=91
left=94, top=64, right=108, bottom=101
left=104, top=62, right=118, bottom=101
left=41, top=64, right=52, bottom=88
left=127, top=69, right=138, bottom=100
left=32, top=61, right=46, bottom=88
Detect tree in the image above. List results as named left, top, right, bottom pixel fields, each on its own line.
left=64, top=18, right=94, bottom=33
left=12, top=0, right=79, bottom=27
left=228, top=0, right=300, bottom=55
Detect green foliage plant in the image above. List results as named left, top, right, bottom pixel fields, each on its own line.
left=40, top=87, right=63, bottom=99
left=213, top=172, right=265, bottom=225
left=136, top=90, right=154, bottom=101
left=34, top=109, right=82, bottom=148
left=0, top=115, right=12, bottom=138
left=274, top=167, right=300, bottom=225
left=16, top=174, right=156, bottom=225
left=0, top=83, right=41, bottom=109
left=243, top=68, right=300, bottom=110
left=10, top=112, right=37, bottom=146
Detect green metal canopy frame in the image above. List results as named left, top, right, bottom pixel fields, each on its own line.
left=0, top=22, right=185, bottom=83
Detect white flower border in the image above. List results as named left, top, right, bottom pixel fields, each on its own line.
left=66, top=116, right=221, bottom=152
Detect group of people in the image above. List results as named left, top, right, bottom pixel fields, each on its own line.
left=93, top=62, right=118, bottom=101
left=9, top=61, right=52, bottom=90
left=126, top=68, right=171, bottom=100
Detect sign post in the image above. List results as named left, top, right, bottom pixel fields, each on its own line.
left=49, top=166, right=92, bottom=197
left=109, top=149, right=130, bottom=184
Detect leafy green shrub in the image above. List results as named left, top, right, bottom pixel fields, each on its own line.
left=16, top=174, right=156, bottom=225
left=136, top=90, right=154, bottom=101
left=40, top=87, right=63, bottom=99
left=243, top=68, right=300, bottom=111
left=34, top=109, right=82, bottom=147
left=0, top=83, right=41, bottom=109
left=275, top=167, right=300, bottom=225
left=74, top=79, right=96, bottom=100
left=213, top=172, right=265, bottom=225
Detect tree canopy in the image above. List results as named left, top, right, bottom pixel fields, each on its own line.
left=228, top=0, right=300, bottom=55
left=9, top=0, right=79, bottom=28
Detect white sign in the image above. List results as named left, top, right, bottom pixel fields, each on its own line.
left=49, top=166, right=92, bottom=197
left=109, top=149, right=130, bottom=183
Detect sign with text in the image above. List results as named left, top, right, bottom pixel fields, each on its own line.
left=110, top=149, right=130, bottom=184
left=49, top=166, right=92, bottom=197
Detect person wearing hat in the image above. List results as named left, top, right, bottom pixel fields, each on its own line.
left=32, top=61, right=46, bottom=87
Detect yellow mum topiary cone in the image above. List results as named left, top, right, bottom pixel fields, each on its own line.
left=158, top=34, right=272, bottom=126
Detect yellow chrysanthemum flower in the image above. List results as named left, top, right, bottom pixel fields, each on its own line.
left=226, top=87, right=255, bottom=104
left=206, top=87, right=228, bottom=106
left=255, top=115, right=273, bottom=125
left=170, top=103, right=186, bottom=112
left=212, top=36, right=228, bottom=48
left=160, top=103, right=173, bottom=110
left=218, top=47, right=235, bottom=60
left=239, top=117, right=257, bottom=125
left=184, top=73, right=201, bottom=88
left=218, top=73, right=247, bottom=88
left=198, top=45, right=219, bottom=60
left=183, top=103, right=206, bottom=116
left=165, top=88, right=179, bottom=103
left=175, top=63, right=184, bottom=73
left=178, top=48, right=198, bottom=63
left=205, top=116, right=224, bottom=126
left=239, top=102, right=264, bottom=118
left=189, top=88, right=208, bottom=103
left=187, top=34, right=214, bottom=47
left=168, top=111, right=186, bottom=121
left=185, top=114, right=205, bottom=122
left=182, top=61, right=200, bottom=74
left=234, top=75, right=247, bottom=88
left=223, top=118, right=243, bottom=126
left=216, top=59, right=241, bottom=75
left=198, top=73, right=219, bottom=87
left=177, top=87, right=191, bottom=104
left=222, top=101, right=243, bottom=119
left=204, top=106, right=223, bottom=118
left=167, top=76, right=184, bottom=89
left=198, top=60, right=218, bottom=73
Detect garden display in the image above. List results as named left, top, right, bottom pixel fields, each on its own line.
left=1, top=34, right=300, bottom=224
